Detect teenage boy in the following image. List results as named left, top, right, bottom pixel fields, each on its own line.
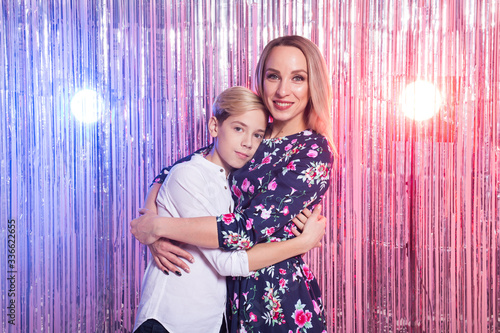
left=133, top=87, right=325, bottom=333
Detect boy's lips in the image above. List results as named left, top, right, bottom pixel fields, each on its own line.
left=235, top=151, right=249, bottom=159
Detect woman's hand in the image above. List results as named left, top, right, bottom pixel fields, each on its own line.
left=148, top=238, right=194, bottom=275
left=130, top=208, right=162, bottom=245
left=291, top=205, right=326, bottom=250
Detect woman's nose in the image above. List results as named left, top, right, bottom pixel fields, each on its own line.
left=276, top=79, right=290, bottom=96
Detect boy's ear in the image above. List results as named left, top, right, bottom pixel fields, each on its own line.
left=208, top=116, right=218, bottom=138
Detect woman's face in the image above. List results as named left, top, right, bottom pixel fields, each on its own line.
left=263, top=46, right=309, bottom=134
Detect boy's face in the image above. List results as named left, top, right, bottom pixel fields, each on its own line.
left=208, top=109, right=267, bottom=173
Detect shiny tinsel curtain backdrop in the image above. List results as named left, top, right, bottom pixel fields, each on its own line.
left=1, top=0, right=498, bottom=332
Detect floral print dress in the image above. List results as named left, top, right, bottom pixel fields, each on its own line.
left=217, top=130, right=333, bottom=333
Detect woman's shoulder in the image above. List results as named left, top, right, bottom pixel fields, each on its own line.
left=300, top=129, right=329, bottom=143
left=292, top=130, right=332, bottom=155
left=262, top=130, right=333, bottom=163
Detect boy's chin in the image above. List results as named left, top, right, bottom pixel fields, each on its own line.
left=230, top=161, right=249, bottom=170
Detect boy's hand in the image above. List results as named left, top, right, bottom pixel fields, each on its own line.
left=130, top=208, right=161, bottom=245
left=149, top=238, right=194, bottom=275
left=291, top=205, right=326, bottom=249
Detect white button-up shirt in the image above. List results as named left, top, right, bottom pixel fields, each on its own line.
left=134, top=154, right=250, bottom=333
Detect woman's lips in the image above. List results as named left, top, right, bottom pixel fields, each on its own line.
left=273, top=100, right=293, bottom=111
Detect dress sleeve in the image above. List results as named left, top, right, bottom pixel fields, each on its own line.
left=217, top=135, right=333, bottom=251
left=158, top=161, right=250, bottom=277
left=150, top=144, right=213, bottom=186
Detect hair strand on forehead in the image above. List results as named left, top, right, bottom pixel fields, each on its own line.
left=212, top=86, right=269, bottom=124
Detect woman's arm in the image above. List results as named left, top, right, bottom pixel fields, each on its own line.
left=217, top=133, right=333, bottom=251
left=130, top=205, right=324, bottom=256
left=246, top=205, right=325, bottom=271
left=131, top=135, right=333, bottom=249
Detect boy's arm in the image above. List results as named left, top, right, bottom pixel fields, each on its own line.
left=246, top=205, right=325, bottom=271
left=144, top=183, right=161, bottom=213
left=145, top=183, right=194, bottom=274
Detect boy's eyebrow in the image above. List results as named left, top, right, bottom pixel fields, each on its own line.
left=231, top=120, right=248, bottom=127
left=231, top=120, right=266, bottom=132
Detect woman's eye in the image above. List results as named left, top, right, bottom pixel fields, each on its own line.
left=293, top=75, right=305, bottom=82
left=266, top=73, right=279, bottom=80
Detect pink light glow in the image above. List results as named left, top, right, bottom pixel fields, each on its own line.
left=400, top=80, right=443, bottom=121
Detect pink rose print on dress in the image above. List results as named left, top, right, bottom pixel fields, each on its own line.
left=284, top=143, right=293, bottom=151
left=264, top=227, right=275, bottom=236
left=246, top=218, right=254, bottom=230
left=282, top=206, right=289, bottom=216
left=279, top=268, right=286, bottom=275
left=260, top=208, right=272, bottom=219
left=222, top=214, right=235, bottom=225
left=303, top=265, right=314, bottom=281
left=249, top=312, right=258, bottom=322
left=293, top=309, right=312, bottom=328
left=232, top=293, right=239, bottom=308
left=286, top=161, right=296, bottom=171
left=241, top=178, right=250, bottom=192
left=316, top=164, right=328, bottom=178
left=248, top=185, right=255, bottom=194
left=307, top=149, right=318, bottom=158
left=229, top=233, right=240, bottom=244
left=268, top=178, right=277, bottom=190
left=284, top=225, right=294, bottom=236
left=232, top=184, right=242, bottom=198
left=313, top=300, right=321, bottom=315
left=262, top=155, right=272, bottom=165
left=240, top=239, right=251, bottom=249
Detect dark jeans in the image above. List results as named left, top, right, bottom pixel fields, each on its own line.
left=134, top=318, right=227, bottom=333
left=134, top=319, right=169, bottom=333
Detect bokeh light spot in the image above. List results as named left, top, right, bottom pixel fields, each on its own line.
left=70, top=89, right=104, bottom=123
left=400, top=80, right=443, bottom=121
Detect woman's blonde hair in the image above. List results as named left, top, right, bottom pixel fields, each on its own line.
left=212, top=86, right=268, bottom=123
left=254, top=35, right=336, bottom=154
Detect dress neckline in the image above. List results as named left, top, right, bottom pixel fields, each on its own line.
left=263, top=129, right=312, bottom=142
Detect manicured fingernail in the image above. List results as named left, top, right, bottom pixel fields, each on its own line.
left=189, top=258, right=195, bottom=263
left=185, top=267, right=190, bottom=273
left=163, top=270, right=169, bottom=275
left=175, top=271, right=182, bottom=276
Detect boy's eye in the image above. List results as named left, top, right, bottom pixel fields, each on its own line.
left=254, top=133, right=264, bottom=139
left=234, top=127, right=243, bottom=132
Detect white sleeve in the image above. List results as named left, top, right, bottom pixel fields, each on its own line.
left=158, top=162, right=250, bottom=277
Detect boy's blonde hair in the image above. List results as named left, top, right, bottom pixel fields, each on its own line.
left=254, top=35, right=336, bottom=154
left=212, top=86, right=268, bottom=123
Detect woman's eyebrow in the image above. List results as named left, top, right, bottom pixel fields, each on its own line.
left=265, top=68, right=308, bottom=75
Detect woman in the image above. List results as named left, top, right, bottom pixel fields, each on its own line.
left=132, top=35, right=335, bottom=332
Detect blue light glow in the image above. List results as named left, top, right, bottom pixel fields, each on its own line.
left=70, top=89, right=104, bottom=123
